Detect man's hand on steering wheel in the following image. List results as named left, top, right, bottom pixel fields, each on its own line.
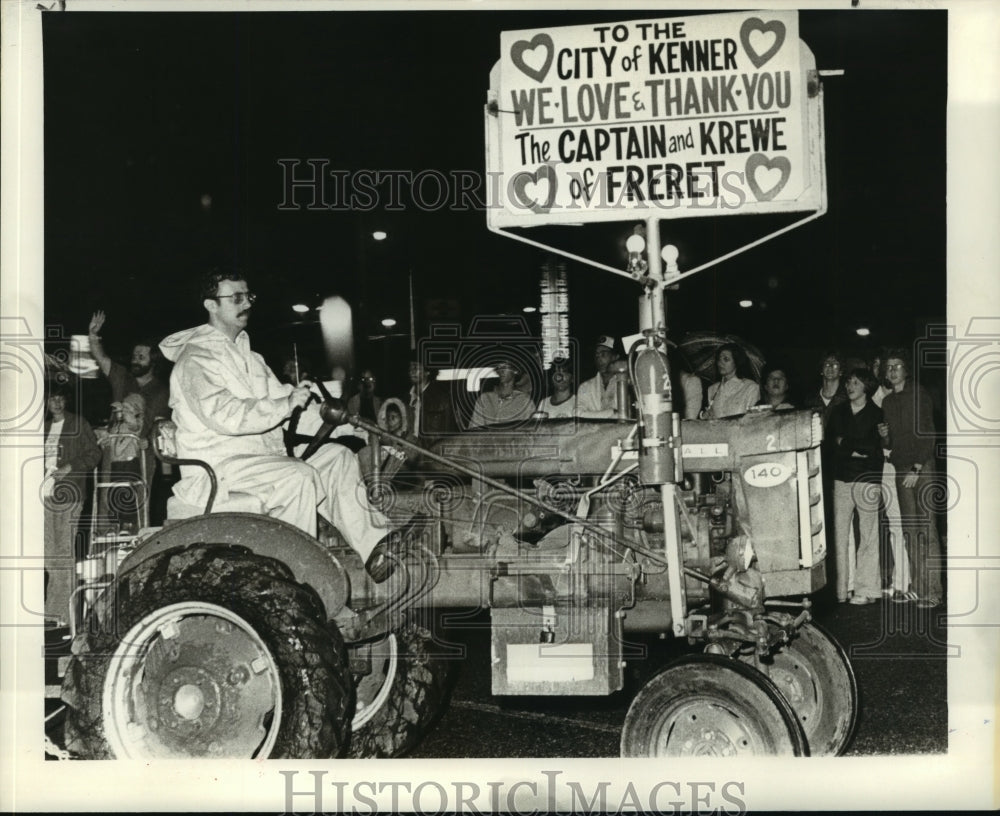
left=285, top=382, right=348, bottom=461
left=285, top=382, right=317, bottom=457
left=289, top=382, right=314, bottom=411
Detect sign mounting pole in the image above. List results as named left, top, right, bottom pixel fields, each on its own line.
left=644, top=216, right=665, bottom=339
left=639, top=215, right=687, bottom=635
left=487, top=9, right=832, bottom=640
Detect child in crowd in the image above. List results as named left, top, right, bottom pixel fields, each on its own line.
left=95, top=392, right=148, bottom=536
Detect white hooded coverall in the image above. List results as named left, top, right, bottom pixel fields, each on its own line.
left=159, top=324, right=387, bottom=559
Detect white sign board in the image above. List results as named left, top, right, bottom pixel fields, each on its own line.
left=486, top=11, right=825, bottom=227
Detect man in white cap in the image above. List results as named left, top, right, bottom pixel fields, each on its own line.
left=577, top=335, right=621, bottom=415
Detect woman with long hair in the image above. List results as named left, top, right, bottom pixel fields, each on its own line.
left=701, top=343, right=760, bottom=419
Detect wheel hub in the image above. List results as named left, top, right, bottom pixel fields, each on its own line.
left=104, top=604, right=282, bottom=758
left=768, top=660, right=819, bottom=724
left=174, top=684, right=206, bottom=720
left=153, top=666, right=222, bottom=734
left=664, top=704, right=754, bottom=757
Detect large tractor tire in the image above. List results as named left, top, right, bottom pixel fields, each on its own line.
left=61, top=544, right=352, bottom=759
left=740, top=622, right=858, bottom=756
left=621, top=653, right=809, bottom=757
left=348, top=622, right=455, bottom=758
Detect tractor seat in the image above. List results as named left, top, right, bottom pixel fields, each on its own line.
left=165, top=492, right=264, bottom=520
left=154, top=419, right=265, bottom=519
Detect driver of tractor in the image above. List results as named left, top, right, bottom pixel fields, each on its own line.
left=159, top=268, right=407, bottom=582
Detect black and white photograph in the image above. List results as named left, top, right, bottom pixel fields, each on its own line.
left=1, top=0, right=997, bottom=812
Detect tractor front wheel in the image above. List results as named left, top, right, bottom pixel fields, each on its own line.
left=621, top=653, right=809, bottom=757
left=740, top=622, right=858, bottom=755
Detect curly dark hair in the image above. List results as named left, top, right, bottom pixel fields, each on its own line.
left=199, top=266, right=248, bottom=301
left=714, top=342, right=757, bottom=382
left=881, top=347, right=913, bottom=379
left=819, top=349, right=844, bottom=370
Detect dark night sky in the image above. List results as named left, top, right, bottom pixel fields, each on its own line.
left=42, top=8, right=946, bottom=397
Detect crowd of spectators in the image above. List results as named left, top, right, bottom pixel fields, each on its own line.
left=347, top=335, right=945, bottom=612
left=41, top=302, right=947, bottom=627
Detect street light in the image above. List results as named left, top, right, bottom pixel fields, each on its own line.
left=381, top=317, right=397, bottom=328
left=292, top=304, right=310, bottom=314
left=372, top=230, right=387, bottom=241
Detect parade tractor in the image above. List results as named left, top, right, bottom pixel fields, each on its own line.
left=51, top=7, right=855, bottom=762
left=56, top=339, right=858, bottom=760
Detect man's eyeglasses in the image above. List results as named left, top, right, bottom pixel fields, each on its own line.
left=214, top=292, right=257, bottom=305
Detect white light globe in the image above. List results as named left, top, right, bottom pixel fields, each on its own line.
left=625, top=234, right=646, bottom=253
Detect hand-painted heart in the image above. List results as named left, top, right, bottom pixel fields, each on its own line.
left=745, top=154, right=791, bottom=202
left=511, top=164, right=557, bottom=213
left=739, top=18, right=786, bottom=69
left=511, top=33, right=554, bottom=83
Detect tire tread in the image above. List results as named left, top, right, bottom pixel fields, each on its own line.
left=62, top=543, right=351, bottom=759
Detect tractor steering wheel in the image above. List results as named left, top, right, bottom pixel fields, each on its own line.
left=284, top=380, right=345, bottom=461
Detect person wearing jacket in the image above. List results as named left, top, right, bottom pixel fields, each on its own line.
left=347, top=368, right=383, bottom=423
left=869, top=353, right=910, bottom=600
left=408, top=360, right=458, bottom=439
left=468, top=359, right=536, bottom=428
left=827, top=367, right=884, bottom=605
left=43, top=385, right=102, bottom=625
left=159, top=268, right=406, bottom=582
left=878, top=349, right=943, bottom=608
left=805, top=351, right=849, bottom=431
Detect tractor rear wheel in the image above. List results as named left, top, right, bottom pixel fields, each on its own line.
left=348, top=622, right=454, bottom=758
left=61, top=544, right=352, bottom=759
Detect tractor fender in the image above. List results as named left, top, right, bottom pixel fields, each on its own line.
left=118, top=513, right=350, bottom=618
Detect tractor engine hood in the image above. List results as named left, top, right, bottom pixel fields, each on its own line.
left=427, top=411, right=819, bottom=478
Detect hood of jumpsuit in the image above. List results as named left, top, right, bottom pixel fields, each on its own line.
left=160, top=324, right=295, bottom=506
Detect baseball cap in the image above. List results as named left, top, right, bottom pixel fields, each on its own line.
left=596, top=335, right=616, bottom=350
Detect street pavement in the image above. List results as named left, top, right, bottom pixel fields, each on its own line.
left=411, top=597, right=949, bottom=758
left=42, top=591, right=948, bottom=759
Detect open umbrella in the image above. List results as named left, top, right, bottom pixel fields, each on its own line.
left=677, top=332, right=766, bottom=382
